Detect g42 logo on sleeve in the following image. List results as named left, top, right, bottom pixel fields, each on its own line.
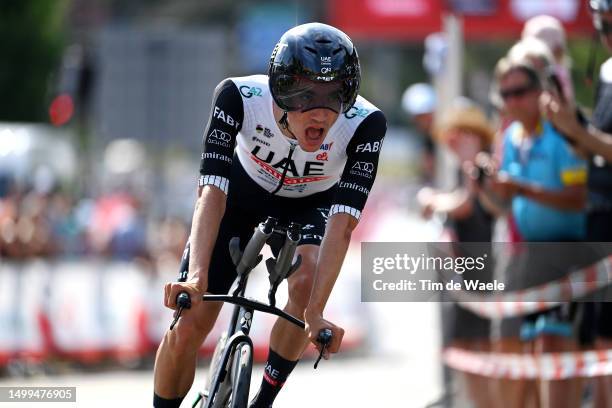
left=240, top=86, right=263, bottom=98
left=344, top=107, right=370, bottom=119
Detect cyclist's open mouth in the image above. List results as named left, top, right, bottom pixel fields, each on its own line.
left=305, top=126, right=325, bottom=146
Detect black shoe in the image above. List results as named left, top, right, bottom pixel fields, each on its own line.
left=248, top=397, right=272, bottom=408
left=248, top=403, right=272, bottom=408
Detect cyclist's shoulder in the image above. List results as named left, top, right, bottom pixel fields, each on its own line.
left=341, top=95, right=385, bottom=130
left=337, top=95, right=386, bottom=143
left=226, top=75, right=270, bottom=99
left=355, top=94, right=380, bottom=112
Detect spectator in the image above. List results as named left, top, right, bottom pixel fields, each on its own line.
left=507, top=37, right=554, bottom=74
left=418, top=100, right=495, bottom=242
left=490, top=61, right=586, bottom=242
left=418, top=100, right=496, bottom=408
left=0, top=184, right=20, bottom=259
left=522, top=14, right=574, bottom=101
left=485, top=59, right=587, bottom=408
left=88, top=191, right=148, bottom=260
left=402, top=83, right=437, bottom=184
left=542, top=1, right=612, bottom=405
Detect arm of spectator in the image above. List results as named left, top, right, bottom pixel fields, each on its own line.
left=488, top=171, right=586, bottom=211
left=574, top=125, right=612, bottom=163
left=517, top=183, right=586, bottom=211
left=542, top=91, right=612, bottom=162
left=476, top=186, right=510, bottom=217
left=417, top=187, right=472, bottom=219
left=486, top=174, right=586, bottom=211
left=433, top=189, right=473, bottom=219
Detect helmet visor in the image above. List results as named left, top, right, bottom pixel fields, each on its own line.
left=274, top=77, right=345, bottom=113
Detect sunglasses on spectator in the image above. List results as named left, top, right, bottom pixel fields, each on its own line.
left=499, top=84, right=537, bottom=101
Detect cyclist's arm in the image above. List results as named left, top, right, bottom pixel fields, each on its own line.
left=306, top=213, right=356, bottom=317
left=306, top=110, right=387, bottom=319
left=190, top=79, right=244, bottom=291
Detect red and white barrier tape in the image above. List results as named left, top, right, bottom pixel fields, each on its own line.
left=454, top=255, right=612, bottom=319
left=444, top=347, right=612, bottom=380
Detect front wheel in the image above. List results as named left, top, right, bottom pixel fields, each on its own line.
left=229, top=342, right=253, bottom=408
left=205, top=332, right=232, bottom=408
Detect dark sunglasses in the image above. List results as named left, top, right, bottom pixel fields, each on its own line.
left=499, top=84, right=537, bottom=101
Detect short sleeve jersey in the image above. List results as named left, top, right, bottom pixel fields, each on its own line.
left=199, top=75, right=387, bottom=220
left=500, top=120, right=587, bottom=241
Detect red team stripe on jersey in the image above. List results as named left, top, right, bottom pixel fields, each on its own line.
left=250, top=154, right=330, bottom=184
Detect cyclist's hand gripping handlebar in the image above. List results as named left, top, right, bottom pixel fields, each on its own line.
left=169, top=292, right=191, bottom=330
left=313, top=328, right=332, bottom=369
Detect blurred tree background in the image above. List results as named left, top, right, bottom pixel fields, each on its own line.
left=0, top=0, right=606, bottom=125
left=0, top=0, right=69, bottom=122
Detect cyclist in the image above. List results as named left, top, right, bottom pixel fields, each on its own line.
left=153, top=22, right=386, bottom=408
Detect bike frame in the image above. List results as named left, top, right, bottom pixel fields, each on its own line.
left=199, top=282, right=306, bottom=406
left=193, top=218, right=305, bottom=408
left=198, top=276, right=253, bottom=408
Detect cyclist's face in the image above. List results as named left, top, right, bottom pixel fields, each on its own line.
left=286, top=108, right=340, bottom=152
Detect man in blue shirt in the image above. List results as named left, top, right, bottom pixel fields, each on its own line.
left=490, top=61, right=587, bottom=241
left=499, top=120, right=587, bottom=241
left=485, top=59, right=587, bottom=408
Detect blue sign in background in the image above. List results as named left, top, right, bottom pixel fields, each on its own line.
left=237, top=4, right=311, bottom=72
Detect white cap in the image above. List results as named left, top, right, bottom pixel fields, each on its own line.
left=401, top=83, right=436, bottom=116
left=522, top=15, right=566, bottom=51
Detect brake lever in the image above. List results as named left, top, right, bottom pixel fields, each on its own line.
left=313, top=328, right=333, bottom=369
left=170, top=292, right=191, bottom=330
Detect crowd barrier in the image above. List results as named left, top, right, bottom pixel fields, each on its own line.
left=445, top=254, right=612, bottom=379
left=454, top=255, right=612, bottom=319
left=0, top=259, right=365, bottom=368
left=444, top=347, right=612, bottom=380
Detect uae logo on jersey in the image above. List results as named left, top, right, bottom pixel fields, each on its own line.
left=250, top=146, right=330, bottom=185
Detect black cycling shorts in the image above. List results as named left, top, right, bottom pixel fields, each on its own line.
left=204, top=159, right=334, bottom=294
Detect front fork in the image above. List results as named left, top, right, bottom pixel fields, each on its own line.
left=199, top=307, right=254, bottom=408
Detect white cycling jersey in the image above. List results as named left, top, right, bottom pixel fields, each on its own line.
left=199, top=74, right=386, bottom=220
left=231, top=75, right=380, bottom=197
